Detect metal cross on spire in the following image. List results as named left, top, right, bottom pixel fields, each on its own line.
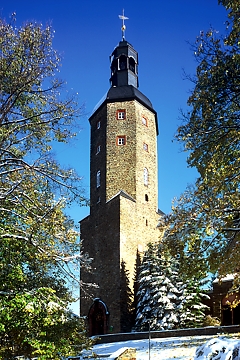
left=118, top=9, right=129, bottom=40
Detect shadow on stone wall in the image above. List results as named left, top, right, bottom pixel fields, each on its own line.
left=133, top=250, right=141, bottom=326
left=120, top=260, right=134, bottom=332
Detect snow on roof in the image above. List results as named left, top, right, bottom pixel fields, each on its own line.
left=213, top=274, right=235, bottom=283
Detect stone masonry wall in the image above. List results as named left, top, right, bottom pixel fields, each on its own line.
left=119, top=195, right=160, bottom=292
left=109, top=347, right=136, bottom=360
left=106, top=101, right=137, bottom=201
left=135, top=102, right=158, bottom=212
left=89, top=105, right=107, bottom=213
left=105, top=100, right=158, bottom=211
left=80, top=196, right=121, bottom=331
left=80, top=97, right=162, bottom=332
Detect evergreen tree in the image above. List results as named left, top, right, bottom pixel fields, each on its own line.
left=133, top=250, right=142, bottom=324
left=152, top=250, right=182, bottom=330
left=135, top=244, right=182, bottom=331
left=135, top=243, right=160, bottom=331
left=120, top=260, right=134, bottom=332
left=135, top=244, right=209, bottom=331
left=178, top=277, right=209, bottom=329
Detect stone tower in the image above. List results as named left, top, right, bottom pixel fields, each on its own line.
left=80, top=34, right=161, bottom=334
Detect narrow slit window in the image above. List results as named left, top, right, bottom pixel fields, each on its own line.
left=144, top=168, right=148, bottom=186
left=143, top=143, right=148, bottom=151
left=96, top=145, right=101, bottom=154
left=96, top=170, right=100, bottom=188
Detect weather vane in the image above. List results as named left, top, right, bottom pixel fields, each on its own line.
left=118, top=9, right=129, bottom=40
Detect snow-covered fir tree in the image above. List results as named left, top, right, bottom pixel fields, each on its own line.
left=178, top=277, right=209, bottom=328
left=135, top=243, right=209, bottom=331
left=135, top=244, right=182, bottom=331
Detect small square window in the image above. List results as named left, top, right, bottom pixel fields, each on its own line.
left=117, top=136, right=126, bottom=145
left=143, top=143, right=148, bottom=151
left=97, top=121, right=101, bottom=129
left=142, top=116, right=148, bottom=126
left=117, top=109, right=126, bottom=120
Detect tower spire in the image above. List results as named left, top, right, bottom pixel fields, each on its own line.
left=118, top=9, right=128, bottom=40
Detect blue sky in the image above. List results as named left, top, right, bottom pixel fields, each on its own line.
left=0, top=0, right=228, bottom=315
left=0, top=1, right=228, bottom=221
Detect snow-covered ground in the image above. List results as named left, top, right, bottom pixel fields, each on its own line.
left=81, top=334, right=240, bottom=360
left=87, top=335, right=215, bottom=359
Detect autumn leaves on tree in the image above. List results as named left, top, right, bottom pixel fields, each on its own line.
left=159, top=0, right=240, bottom=279
left=0, top=0, right=239, bottom=356
left=0, top=16, right=92, bottom=359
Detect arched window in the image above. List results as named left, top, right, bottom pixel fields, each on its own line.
left=119, top=55, right=127, bottom=70
left=144, top=168, right=148, bottom=186
left=129, top=57, right=136, bottom=73
left=111, top=59, right=118, bottom=75
left=96, top=170, right=100, bottom=188
left=142, top=116, right=148, bottom=126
